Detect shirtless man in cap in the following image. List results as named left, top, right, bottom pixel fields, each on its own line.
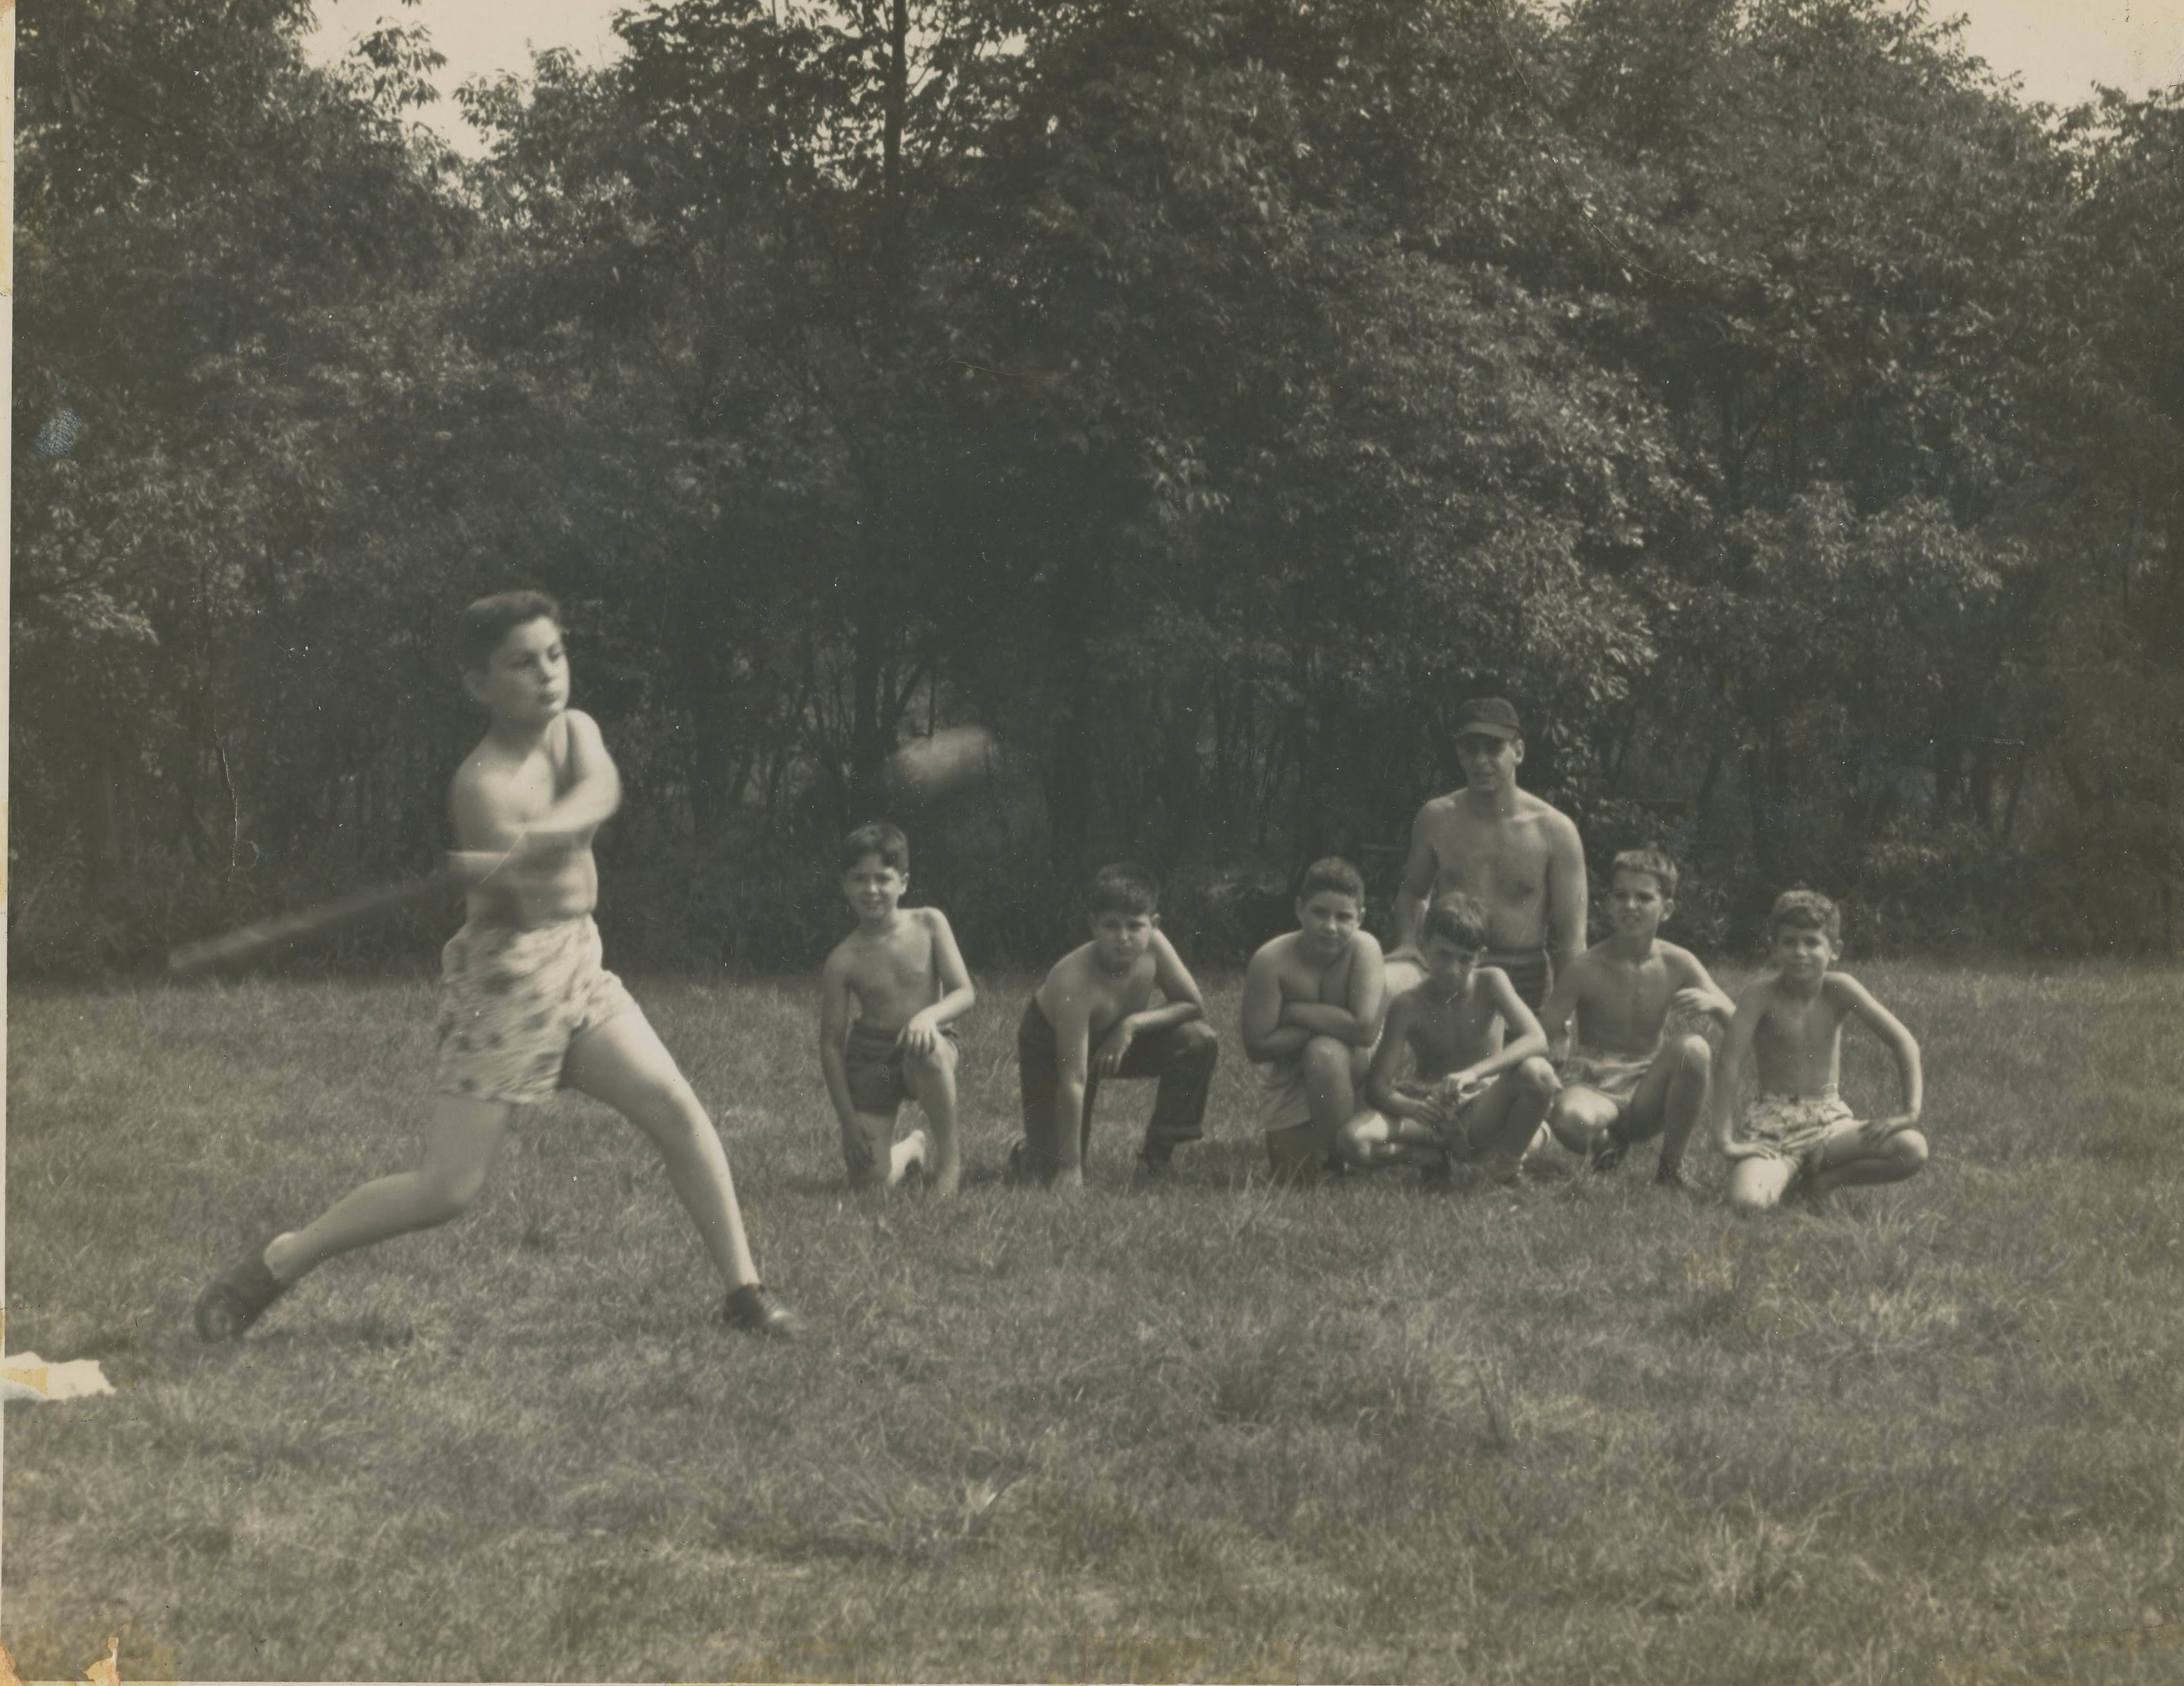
left=1391, top=697, right=1587, bottom=1017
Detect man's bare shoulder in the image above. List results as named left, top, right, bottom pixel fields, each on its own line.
left=1414, top=791, right=1467, bottom=825
left=1517, top=790, right=1581, bottom=838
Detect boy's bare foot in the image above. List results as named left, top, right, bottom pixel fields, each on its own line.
left=193, top=1242, right=290, bottom=1341
left=721, top=1283, right=801, bottom=1338
left=896, top=1128, right=930, bottom=1188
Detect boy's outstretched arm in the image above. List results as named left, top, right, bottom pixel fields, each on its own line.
left=1710, top=989, right=1767, bottom=1159
left=1093, top=933, right=1205, bottom=1079
left=818, top=953, right=861, bottom=1130
left=1046, top=992, right=1097, bottom=1191
left=1839, top=976, right=1924, bottom=1139
left=902, top=909, right=976, bottom=1056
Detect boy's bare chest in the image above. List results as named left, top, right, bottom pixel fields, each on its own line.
left=1412, top=995, right=1496, bottom=1064
left=1757, top=994, right=1842, bottom=1062
left=1279, top=949, right=1355, bottom=1003
left=849, top=929, right=936, bottom=999
left=1583, top=958, right=1672, bottom=1033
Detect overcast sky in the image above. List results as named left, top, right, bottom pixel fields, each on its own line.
left=307, top=0, right=2184, bottom=151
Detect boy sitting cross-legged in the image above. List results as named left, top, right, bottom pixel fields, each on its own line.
left=1713, top=889, right=1927, bottom=1213
left=1536, top=848, right=1736, bottom=1191
left=1008, top=863, right=1218, bottom=1192
left=1337, top=894, right=1557, bottom=1185
left=1240, top=857, right=1387, bottom=1185
left=820, top=822, right=976, bottom=1195
left=195, top=590, right=798, bottom=1341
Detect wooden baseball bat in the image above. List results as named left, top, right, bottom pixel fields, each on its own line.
left=166, top=865, right=464, bottom=976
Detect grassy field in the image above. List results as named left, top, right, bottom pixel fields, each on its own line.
left=5, top=960, right=2184, bottom=1683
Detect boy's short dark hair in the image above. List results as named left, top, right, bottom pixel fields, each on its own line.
left=1421, top=892, right=1490, bottom=951
left=841, top=821, right=910, bottom=873
left=456, top=590, right=562, bottom=671
left=1611, top=848, right=1680, bottom=899
left=1088, top=862, right=1159, bottom=918
left=1298, top=857, right=1366, bottom=906
left=1767, top=888, right=1842, bottom=943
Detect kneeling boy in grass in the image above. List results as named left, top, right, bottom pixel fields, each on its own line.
left=196, top=590, right=798, bottom=1341
left=1339, top=893, right=1556, bottom=1184
left=1713, top=889, right=1927, bottom=1212
left=1537, top=848, right=1735, bottom=1190
left=1009, top=863, right=1217, bottom=1191
left=821, top=821, right=976, bottom=1195
left=1241, top=857, right=1386, bottom=1185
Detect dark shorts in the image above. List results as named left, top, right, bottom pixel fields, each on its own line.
left=843, top=1018, right=958, bottom=1113
left=1489, top=949, right=1551, bottom=1012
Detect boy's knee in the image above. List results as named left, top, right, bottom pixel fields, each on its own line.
left=1302, top=1035, right=1349, bottom=1077
left=1675, top=1034, right=1713, bottom=1076
left=906, top=1036, right=958, bottom=1075
left=1892, top=1129, right=1930, bottom=1171
left=1172, top=1020, right=1219, bottom=1066
left=1516, top=1056, right=1557, bottom=1096
left=418, top=1167, right=488, bottom=1225
left=1335, top=1111, right=1378, bottom=1164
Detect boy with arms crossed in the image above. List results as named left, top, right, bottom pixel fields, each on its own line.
left=196, top=591, right=798, bottom=1340
left=1713, top=890, right=1927, bottom=1212
left=821, top=823, right=976, bottom=1195
left=1009, top=864, right=1218, bottom=1191
left=1339, top=894, right=1556, bottom=1184
left=1538, top=848, right=1735, bottom=1189
left=1241, top=858, right=1387, bottom=1185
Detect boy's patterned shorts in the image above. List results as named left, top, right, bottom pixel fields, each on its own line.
left=1743, top=1088, right=1861, bottom=1164
left=1558, top=1045, right=1654, bottom=1107
left=431, top=916, right=637, bottom=1106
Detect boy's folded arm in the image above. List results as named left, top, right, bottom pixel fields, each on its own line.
left=1281, top=1001, right=1371, bottom=1042
left=1240, top=961, right=1303, bottom=1061
left=524, top=711, right=623, bottom=841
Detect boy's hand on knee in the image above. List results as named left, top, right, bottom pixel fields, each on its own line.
left=900, top=1011, right=940, bottom=1058
left=1090, top=1021, right=1136, bottom=1079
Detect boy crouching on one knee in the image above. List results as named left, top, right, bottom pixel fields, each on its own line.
left=1712, top=889, right=1927, bottom=1213
left=820, top=822, right=976, bottom=1195
left=1536, top=848, right=1735, bottom=1191
left=1338, top=894, right=1557, bottom=1185
left=1008, top=863, right=1217, bottom=1191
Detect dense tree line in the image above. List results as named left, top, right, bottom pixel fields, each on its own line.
left=13, top=0, right=2184, bottom=973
